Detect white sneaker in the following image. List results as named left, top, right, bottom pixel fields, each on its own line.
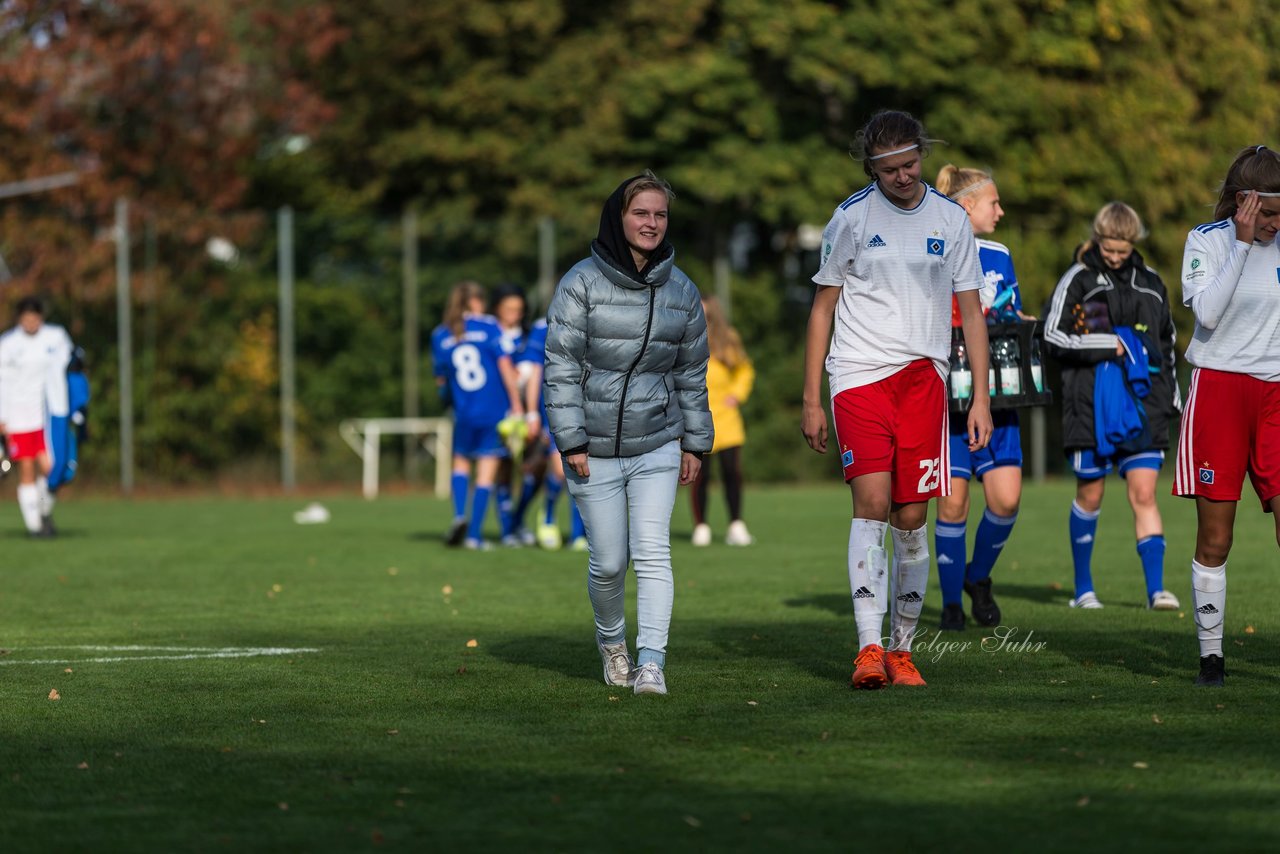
left=1069, top=591, right=1103, bottom=609
left=598, top=640, right=635, bottom=687
left=725, top=520, right=754, bottom=546
left=1149, top=590, right=1180, bottom=610
left=632, top=662, right=667, bottom=695
left=691, top=523, right=712, bottom=547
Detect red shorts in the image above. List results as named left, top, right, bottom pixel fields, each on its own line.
left=831, top=359, right=950, bottom=503
left=6, top=429, right=46, bottom=461
left=1174, top=367, right=1280, bottom=510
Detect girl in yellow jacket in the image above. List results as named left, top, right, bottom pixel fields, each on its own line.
left=692, top=296, right=755, bottom=546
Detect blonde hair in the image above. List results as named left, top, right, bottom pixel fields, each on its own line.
left=702, top=296, right=748, bottom=369
left=443, top=280, right=486, bottom=338
left=1076, top=202, right=1146, bottom=265
left=935, top=164, right=992, bottom=200
left=1214, top=145, right=1280, bottom=220
left=1092, top=201, right=1146, bottom=243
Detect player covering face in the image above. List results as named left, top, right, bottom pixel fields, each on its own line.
left=1175, top=144, right=1280, bottom=688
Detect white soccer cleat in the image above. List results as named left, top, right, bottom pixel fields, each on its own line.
left=691, top=523, right=712, bottom=547
left=725, top=520, right=755, bottom=546
left=1149, top=590, right=1180, bottom=611
left=598, top=640, right=635, bottom=687
left=1069, top=591, right=1103, bottom=609
left=570, top=536, right=588, bottom=552
left=632, top=662, right=668, bottom=695
left=463, top=538, right=493, bottom=552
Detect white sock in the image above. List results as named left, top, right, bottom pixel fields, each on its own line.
left=1192, top=559, right=1226, bottom=657
left=17, top=484, right=42, bottom=533
left=889, top=524, right=930, bottom=652
left=36, top=476, right=54, bottom=518
left=848, top=518, right=889, bottom=650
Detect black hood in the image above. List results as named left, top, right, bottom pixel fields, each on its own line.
left=591, top=174, right=674, bottom=284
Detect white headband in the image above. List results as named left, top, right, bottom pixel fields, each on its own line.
left=1251, top=190, right=1280, bottom=197
left=950, top=178, right=993, bottom=200
left=868, top=143, right=920, bottom=161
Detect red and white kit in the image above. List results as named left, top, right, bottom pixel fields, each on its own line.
left=813, top=182, right=982, bottom=495
left=0, top=322, right=73, bottom=452
left=1176, top=222, right=1280, bottom=507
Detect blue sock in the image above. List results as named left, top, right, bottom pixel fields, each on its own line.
left=570, top=499, right=585, bottom=541
left=543, top=475, right=563, bottom=526
left=451, top=472, right=469, bottom=520
left=467, top=486, right=492, bottom=542
left=1070, top=501, right=1100, bottom=596
left=967, top=510, right=1017, bottom=583
left=1137, top=535, right=1166, bottom=601
left=934, top=520, right=967, bottom=606
left=496, top=484, right=514, bottom=537
left=513, top=473, right=539, bottom=528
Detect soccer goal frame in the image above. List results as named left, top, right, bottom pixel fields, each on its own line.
left=338, top=417, right=453, bottom=499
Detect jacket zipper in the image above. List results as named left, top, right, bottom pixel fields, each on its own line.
left=615, top=284, right=657, bottom=456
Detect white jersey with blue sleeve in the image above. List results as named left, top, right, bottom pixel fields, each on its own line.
left=430, top=313, right=513, bottom=427
left=976, top=239, right=1022, bottom=321
left=813, top=182, right=983, bottom=394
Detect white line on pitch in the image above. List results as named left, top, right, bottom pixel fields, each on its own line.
left=0, top=646, right=319, bottom=666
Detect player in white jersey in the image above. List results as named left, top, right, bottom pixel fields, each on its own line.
left=1174, top=145, right=1280, bottom=688
left=0, top=297, right=74, bottom=538
left=803, top=110, right=992, bottom=690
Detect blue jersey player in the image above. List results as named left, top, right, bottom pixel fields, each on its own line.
left=432, top=281, right=524, bottom=549
left=511, top=317, right=586, bottom=550
left=933, top=165, right=1033, bottom=631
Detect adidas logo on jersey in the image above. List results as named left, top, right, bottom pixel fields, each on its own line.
left=1196, top=603, right=1219, bottom=615
left=853, top=586, right=876, bottom=600
left=866, top=234, right=887, bottom=248
left=896, top=591, right=922, bottom=604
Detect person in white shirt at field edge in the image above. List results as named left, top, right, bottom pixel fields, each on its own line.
left=0, top=296, right=74, bottom=538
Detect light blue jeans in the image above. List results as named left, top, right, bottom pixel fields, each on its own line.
left=565, top=440, right=681, bottom=669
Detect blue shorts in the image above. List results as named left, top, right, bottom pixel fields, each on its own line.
left=1069, top=448, right=1164, bottom=480
left=544, top=426, right=558, bottom=454
left=949, top=411, right=1022, bottom=480
left=453, top=420, right=507, bottom=459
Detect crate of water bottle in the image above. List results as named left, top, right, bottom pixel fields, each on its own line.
left=948, top=321, right=1052, bottom=413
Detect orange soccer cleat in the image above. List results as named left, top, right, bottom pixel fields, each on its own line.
left=885, top=650, right=927, bottom=687
left=851, top=644, right=888, bottom=690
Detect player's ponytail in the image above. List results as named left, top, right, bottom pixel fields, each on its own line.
left=935, top=164, right=992, bottom=201
left=1214, top=145, right=1280, bottom=221
left=443, top=280, right=486, bottom=338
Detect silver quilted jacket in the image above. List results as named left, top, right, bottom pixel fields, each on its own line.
left=544, top=245, right=712, bottom=458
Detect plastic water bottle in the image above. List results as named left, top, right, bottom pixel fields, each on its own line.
left=1029, top=338, right=1039, bottom=396
left=950, top=342, right=972, bottom=402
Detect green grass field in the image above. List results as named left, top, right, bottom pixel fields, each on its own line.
left=1, top=479, right=1277, bottom=852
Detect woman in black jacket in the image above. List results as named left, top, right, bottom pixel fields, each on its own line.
left=1044, top=202, right=1181, bottom=611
